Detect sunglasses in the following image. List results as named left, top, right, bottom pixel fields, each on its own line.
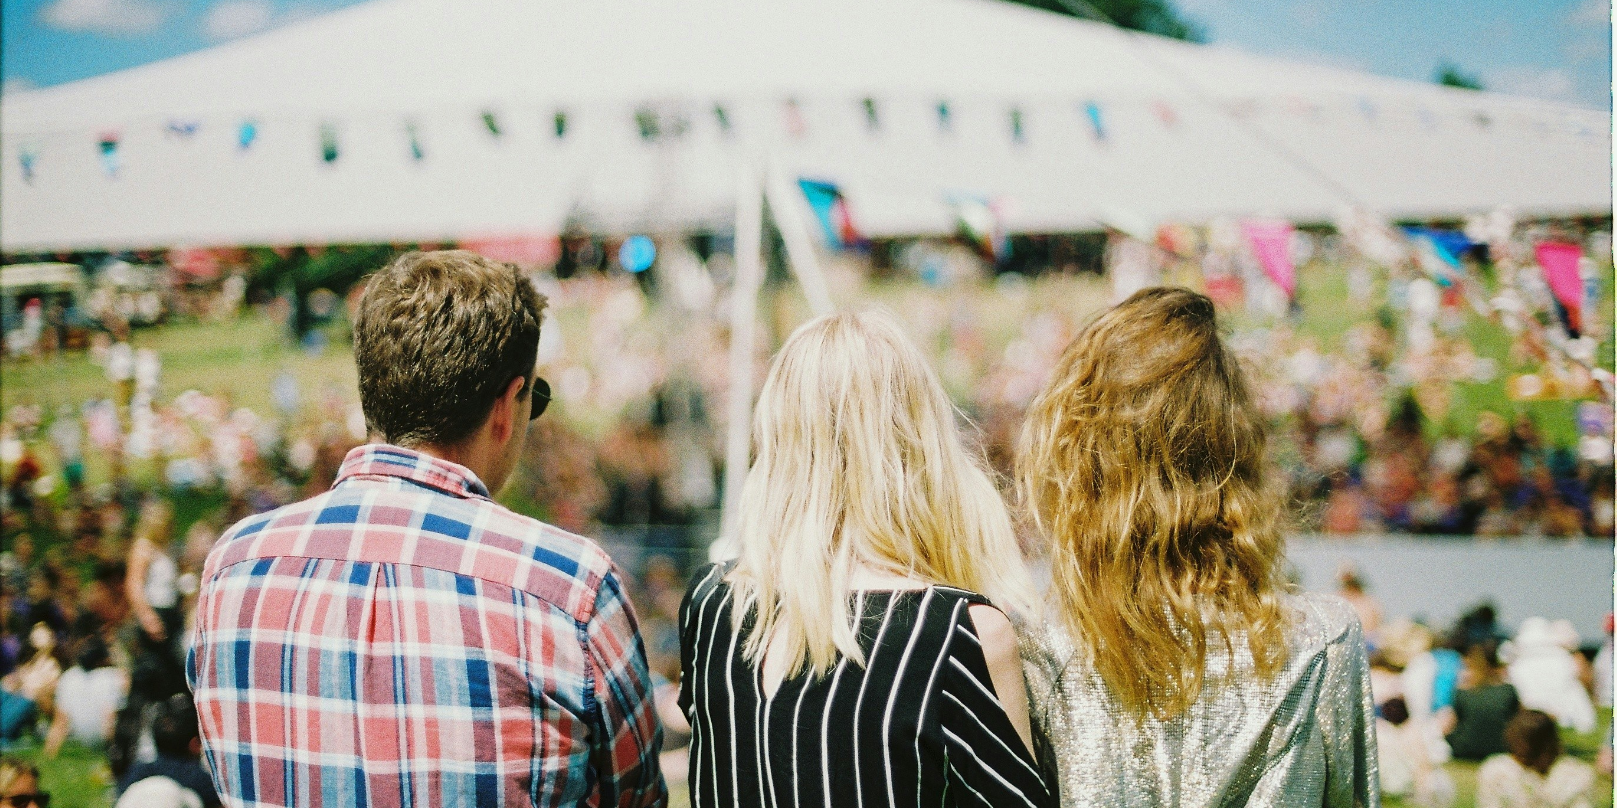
left=4, top=794, right=49, bottom=808
left=526, top=376, right=551, bottom=421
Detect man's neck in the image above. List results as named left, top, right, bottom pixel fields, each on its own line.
left=405, top=438, right=492, bottom=487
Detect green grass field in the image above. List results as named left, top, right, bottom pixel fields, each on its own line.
left=2, top=315, right=356, bottom=426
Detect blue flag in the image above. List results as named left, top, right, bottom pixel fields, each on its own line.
left=798, top=178, right=862, bottom=249
left=1084, top=101, right=1106, bottom=142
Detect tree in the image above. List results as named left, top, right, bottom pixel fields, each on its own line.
left=1003, top=0, right=1204, bottom=41
left=1435, top=61, right=1484, bottom=91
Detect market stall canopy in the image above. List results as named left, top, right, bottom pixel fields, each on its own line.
left=2, top=0, right=1610, bottom=251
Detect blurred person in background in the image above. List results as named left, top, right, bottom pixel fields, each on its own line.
left=0, top=758, right=46, bottom=808
left=1377, top=697, right=1456, bottom=808
left=189, top=251, right=665, bottom=807
left=682, top=310, right=1053, bottom=808
left=43, top=635, right=126, bottom=757
left=0, top=624, right=62, bottom=744
left=1593, top=614, right=1613, bottom=774
left=1476, top=709, right=1596, bottom=808
left=1443, top=642, right=1521, bottom=762
left=1508, top=618, right=1597, bottom=734
left=116, top=694, right=218, bottom=808
left=1018, top=288, right=1377, bottom=807
left=125, top=499, right=187, bottom=707
left=1390, top=620, right=1461, bottom=766
left=1336, top=565, right=1384, bottom=641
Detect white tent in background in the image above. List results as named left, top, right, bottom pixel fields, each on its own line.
left=0, top=0, right=1610, bottom=251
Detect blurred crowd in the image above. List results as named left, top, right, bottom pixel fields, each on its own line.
left=0, top=246, right=1613, bottom=804
left=1341, top=570, right=1614, bottom=807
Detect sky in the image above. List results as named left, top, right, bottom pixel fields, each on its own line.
left=1, top=0, right=1611, bottom=109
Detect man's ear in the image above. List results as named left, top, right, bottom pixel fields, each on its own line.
left=490, top=376, right=526, bottom=445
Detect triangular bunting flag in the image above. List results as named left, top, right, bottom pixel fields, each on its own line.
left=1242, top=219, right=1296, bottom=298
left=1083, top=101, right=1106, bottom=142
left=97, top=133, right=120, bottom=178
left=237, top=120, right=258, bottom=150
left=798, top=179, right=863, bottom=250
left=1536, top=241, right=1585, bottom=337
left=949, top=194, right=1009, bottom=261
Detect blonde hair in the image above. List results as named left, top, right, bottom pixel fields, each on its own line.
left=1017, top=287, right=1289, bottom=720
left=727, top=310, right=1036, bottom=677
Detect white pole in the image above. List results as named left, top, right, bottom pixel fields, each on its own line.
left=764, top=164, right=836, bottom=317
left=718, top=161, right=766, bottom=551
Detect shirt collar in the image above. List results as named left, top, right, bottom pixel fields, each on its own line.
left=334, top=444, right=491, bottom=499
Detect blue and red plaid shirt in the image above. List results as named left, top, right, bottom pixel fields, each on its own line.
left=189, top=444, right=666, bottom=808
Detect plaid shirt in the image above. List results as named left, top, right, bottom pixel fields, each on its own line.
left=189, top=444, right=665, bottom=808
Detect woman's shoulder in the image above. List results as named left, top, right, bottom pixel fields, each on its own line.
left=1282, top=590, right=1368, bottom=649
left=682, top=561, right=734, bottom=606
left=923, top=583, right=993, bottom=603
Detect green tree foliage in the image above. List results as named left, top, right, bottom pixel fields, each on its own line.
left=1435, top=61, right=1485, bottom=91
left=1003, top=0, right=1204, bottom=41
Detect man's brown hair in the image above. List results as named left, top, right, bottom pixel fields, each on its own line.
left=353, top=250, right=546, bottom=447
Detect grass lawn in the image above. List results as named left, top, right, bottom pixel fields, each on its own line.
left=1, top=315, right=357, bottom=491
left=1, top=315, right=357, bottom=424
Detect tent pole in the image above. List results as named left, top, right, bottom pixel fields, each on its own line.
left=717, top=160, right=766, bottom=553
left=764, top=163, right=836, bottom=317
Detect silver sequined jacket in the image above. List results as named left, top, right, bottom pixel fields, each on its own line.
left=1022, top=591, right=1380, bottom=808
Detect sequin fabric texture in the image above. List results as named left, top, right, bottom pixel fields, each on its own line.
left=1022, top=591, right=1380, bottom=808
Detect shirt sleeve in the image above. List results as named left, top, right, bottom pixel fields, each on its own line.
left=940, top=614, right=1058, bottom=808
left=677, top=563, right=721, bottom=721
left=1322, top=612, right=1380, bottom=808
left=582, top=568, right=668, bottom=808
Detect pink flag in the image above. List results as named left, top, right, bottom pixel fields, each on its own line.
left=460, top=236, right=561, bottom=266
left=1535, top=241, right=1584, bottom=335
left=1243, top=219, right=1296, bottom=297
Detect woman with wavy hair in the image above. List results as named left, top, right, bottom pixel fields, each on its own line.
left=1017, top=287, right=1377, bottom=807
left=680, top=310, right=1056, bottom=808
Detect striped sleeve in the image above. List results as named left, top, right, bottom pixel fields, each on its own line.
left=583, top=568, right=668, bottom=807
left=676, top=564, right=716, bottom=720
left=940, top=616, right=1057, bottom=808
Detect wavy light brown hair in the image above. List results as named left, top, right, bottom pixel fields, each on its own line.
left=1017, top=287, right=1289, bottom=720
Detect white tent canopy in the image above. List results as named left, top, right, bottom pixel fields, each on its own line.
left=1, top=0, right=1609, bottom=251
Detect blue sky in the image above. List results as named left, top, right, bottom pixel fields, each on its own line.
left=1, top=0, right=1611, bottom=108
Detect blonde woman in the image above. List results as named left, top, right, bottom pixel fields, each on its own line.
left=1017, top=288, right=1377, bottom=807
left=680, top=310, right=1056, bottom=808
left=125, top=498, right=186, bottom=704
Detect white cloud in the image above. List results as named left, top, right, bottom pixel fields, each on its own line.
left=1567, top=0, right=1611, bottom=27
left=1483, top=66, right=1577, bottom=101
left=1288, top=0, right=1329, bottom=30
left=1562, top=0, right=1612, bottom=63
left=203, top=0, right=275, bottom=41
left=39, top=0, right=171, bottom=35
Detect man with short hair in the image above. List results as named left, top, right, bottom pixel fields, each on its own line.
left=189, top=251, right=665, bottom=807
left=117, top=694, right=220, bottom=808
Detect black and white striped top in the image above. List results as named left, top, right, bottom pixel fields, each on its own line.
left=678, top=563, right=1057, bottom=808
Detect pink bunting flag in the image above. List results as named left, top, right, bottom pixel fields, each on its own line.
left=461, top=235, right=561, bottom=266
left=1535, top=241, right=1584, bottom=335
left=1243, top=219, right=1296, bottom=298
